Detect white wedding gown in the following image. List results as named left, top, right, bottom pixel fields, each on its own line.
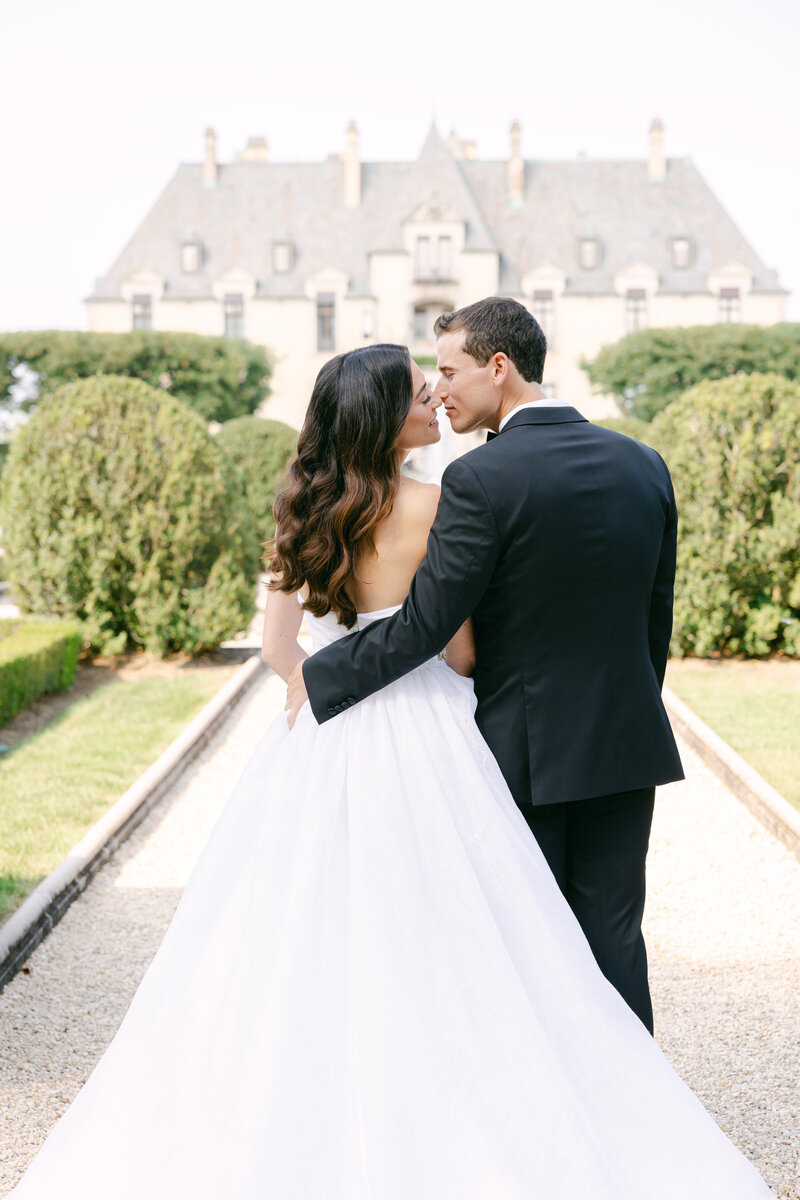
left=10, top=605, right=772, bottom=1199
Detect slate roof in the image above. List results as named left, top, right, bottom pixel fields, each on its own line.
left=89, top=125, right=783, bottom=302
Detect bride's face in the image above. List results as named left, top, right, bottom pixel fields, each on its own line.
left=394, top=360, right=442, bottom=455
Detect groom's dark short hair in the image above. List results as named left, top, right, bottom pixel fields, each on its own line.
left=434, top=297, right=547, bottom=383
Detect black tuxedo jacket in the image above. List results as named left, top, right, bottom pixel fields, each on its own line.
left=303, top=407, right=684, bottom=815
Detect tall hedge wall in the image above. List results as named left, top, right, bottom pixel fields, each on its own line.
left=0, top=330, right=272, bottom=424
left=584, top=323, right=800, bottom=422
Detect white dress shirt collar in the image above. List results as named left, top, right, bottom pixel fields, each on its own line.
left=498, top=397, right=571, bottom=433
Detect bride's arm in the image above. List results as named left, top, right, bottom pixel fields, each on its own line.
left=261, top=583, right=308, bottom=683
left=444, top=617, right=476, bottom=677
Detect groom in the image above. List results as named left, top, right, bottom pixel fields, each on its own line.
left=288, top=296, right=684, bottom=1033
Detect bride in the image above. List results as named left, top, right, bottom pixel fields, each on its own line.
left=10, top=344, right=772, bottom=1198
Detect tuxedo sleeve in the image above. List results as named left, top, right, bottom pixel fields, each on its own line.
left=303, top=456, right=500, bottom=724
left=648, top=459, right=678, bottom=689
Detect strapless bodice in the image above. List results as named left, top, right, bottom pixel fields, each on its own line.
left=302, top=601, right=402, bottom=654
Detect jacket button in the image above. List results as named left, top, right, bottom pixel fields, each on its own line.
left=327, top=707, right=336, bottom=715
left=347, top=696, right=356, bottom=704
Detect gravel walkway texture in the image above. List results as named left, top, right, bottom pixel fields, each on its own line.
left=1, top=671, right=798, bottom=1198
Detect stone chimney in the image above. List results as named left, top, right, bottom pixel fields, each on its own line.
left=648, top=117, right=666, bottom=181
left=508, top=119, right=524, bottom=207
left=344, top=120, right=361, bottom=207
left=203, top=127, right=218, bottom=187
left=447, top=131, right=478, bottom=160
left=242, top=136, right=269, bottom=162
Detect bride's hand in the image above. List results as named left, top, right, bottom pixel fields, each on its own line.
left=285, top=660, right=308, bottom=729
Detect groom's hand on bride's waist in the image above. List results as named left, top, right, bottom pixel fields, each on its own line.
left=285, top=660, right=309, bottom=729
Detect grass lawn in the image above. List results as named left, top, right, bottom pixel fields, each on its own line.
left=665, top=658, right=800, bottom=810
left=0, top=669, right=232, bottom=922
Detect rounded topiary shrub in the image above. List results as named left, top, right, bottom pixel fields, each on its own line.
left=215, top=415, right=297, bottom=561
left=0, top=375, right=258, bottom=655
left=651, top=372, right=800, bottom=657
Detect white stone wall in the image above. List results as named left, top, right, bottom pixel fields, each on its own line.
left=87, top=285, right=787, bottom=433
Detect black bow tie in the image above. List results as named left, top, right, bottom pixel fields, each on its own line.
left=485, top=430, right=498, bottom=443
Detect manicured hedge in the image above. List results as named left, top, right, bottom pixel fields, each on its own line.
left=0, top=619, right=82, bottom=726
left=0, top=330, right=273, bottom=424
left=215, top=416, right=297, bottom=561
left=652, top=372, right=800, bottom=657
left=0, top=375, right=258, bottom=656
left=585, top=324, right=800, bottom=422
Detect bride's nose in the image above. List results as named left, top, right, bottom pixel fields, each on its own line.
left=431, top=393, right=443, bottom=411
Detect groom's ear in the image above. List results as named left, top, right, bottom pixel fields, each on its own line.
left=491, top=352, right=510, bottom=385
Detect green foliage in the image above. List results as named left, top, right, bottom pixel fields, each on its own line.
left=0, top=441, right=10, bottom=477
left=0, top=619, right=82, bottom=726
left=651, top=373, right=800, bottom=657
left=215, top=416, right=297, bottom=561
left=0, top=667, right=226, bottom=920
left=0, top=375, right=259, bottom=656
left=593, top=416, right=655, bottom=444
left=0, top=330, right=272, bottom=424
left=585, top=324, right=800, bottom=421
left=666, top=661, right=800, bottom=808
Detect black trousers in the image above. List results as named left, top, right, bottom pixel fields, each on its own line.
left=524, top=787, right=656, bottom=1034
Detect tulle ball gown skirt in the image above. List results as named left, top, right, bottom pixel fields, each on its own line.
left=10, top=615, right=772, bottom=1198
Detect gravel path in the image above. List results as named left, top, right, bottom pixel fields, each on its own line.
left=1, top=676, right=798, bottom=1197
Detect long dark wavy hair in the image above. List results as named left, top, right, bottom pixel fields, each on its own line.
left=267, top=344, right=414, bottom=628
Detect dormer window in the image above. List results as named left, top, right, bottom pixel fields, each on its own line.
left=438, top=236, right=453, bottom=280
left=272, top=242, right=292, bottom=273
left=414, top=234, right=458, bottom=282
left=578, top=238, right=600, bottom=270
left=415, top=237, right=432, bottom=280
left=181, top=241, right=202, bottom=274
left=671, top=237, right=692, bottom=269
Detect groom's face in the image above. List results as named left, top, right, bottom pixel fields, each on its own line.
left=434, top=331, right=499, bottom=434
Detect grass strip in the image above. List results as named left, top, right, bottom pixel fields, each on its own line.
left=0, top=670, right=226, bottom=922
left=666, top=661, right=800, bottom=811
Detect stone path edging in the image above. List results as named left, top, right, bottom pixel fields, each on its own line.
left=0, top=654, right=267, bottom=994
left=663, top=684, right=800, bottom=860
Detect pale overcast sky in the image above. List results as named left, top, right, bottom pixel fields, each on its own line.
left=1, top=0, right=798, bottom=330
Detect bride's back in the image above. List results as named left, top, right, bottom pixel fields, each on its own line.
left=347, top=476, right=440, bottom=613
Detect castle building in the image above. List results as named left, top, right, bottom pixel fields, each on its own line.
left=87, top=120, right=786, bottom=429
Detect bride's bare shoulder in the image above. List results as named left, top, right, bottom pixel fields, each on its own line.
left=396, top=476, right=441, bottom=528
